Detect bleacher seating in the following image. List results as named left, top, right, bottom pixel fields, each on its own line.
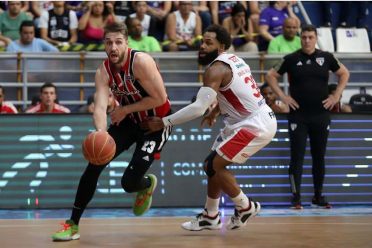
left=316, top=27, right=335, bottom=52
left=336, top=28, right=371, bottom=52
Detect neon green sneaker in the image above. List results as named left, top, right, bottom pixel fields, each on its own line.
left=133, top=174, right=157, bottom=216
left=52, top=220, right=80, bottom=241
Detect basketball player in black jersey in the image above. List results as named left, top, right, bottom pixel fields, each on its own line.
left=52, top=22, right=172, bottom=241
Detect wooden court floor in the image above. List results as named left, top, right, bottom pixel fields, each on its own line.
left=1, top=216, right=371, bottom=248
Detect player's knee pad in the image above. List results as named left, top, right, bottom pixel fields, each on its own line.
left=203, top=151, right=217, bottom=177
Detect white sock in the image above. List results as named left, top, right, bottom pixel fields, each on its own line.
left=231, top=190, right=250, bottom=210
left=204, top=196, right=220, bottom=217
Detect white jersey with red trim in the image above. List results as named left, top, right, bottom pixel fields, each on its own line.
left=213, top=53, right=265, bottom=125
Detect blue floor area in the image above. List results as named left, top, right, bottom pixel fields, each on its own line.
left=1, top=206, right=371, bottom=220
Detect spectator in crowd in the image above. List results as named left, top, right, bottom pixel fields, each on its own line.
left=24, top=95, right=40, bottom=112
left=129, top=1, right=153, bottom=36
left=0, top=1, right=32, bottom=47
left=112, top=1, right=134, bottom=22
left=222, top=3, right=258, bottom=52
left=192, top=1, right=212, bottom=32
left=266, top=24, right=349, bottom=209
left=26, top=82, right=70, bottom=113
left=146, top=1, right=172, bottom=41
left=349, top=87, right=372, bottom=113
left=39, top=1, right=78, bottom=47
left=7, top=20, right=59, bottom=52
left=78, top=1, right=117, bottom=44
left=210, top=1, right=246, bottom=25
left=30, top=1, right=54, bottom=28
left=78, top=94, right=94, bottom=113
left=260, top=83, right=289, bottom=113
left=79, top=91, right=119, bottom=114
left=163, top=1, right=202, bottom=51
left=259, top=1, right=299, bottom=51
left=321, top=2, right=369, bottom=29
left=268, top=17, right=300, bottom=54
left=328, top=84, right=352, bottom=113
left=66, top=1, right=85, bottom=19
left=126, top=17, right=161, bottom=52
left=0, top=85, right=18, bottom=114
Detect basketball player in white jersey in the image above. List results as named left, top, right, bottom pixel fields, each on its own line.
left=142, top=25, right=277, bottom=230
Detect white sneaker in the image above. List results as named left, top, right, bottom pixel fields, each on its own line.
left=226, top=199, right=261, bottom=230
left=181, top=210, right=222, bottom=231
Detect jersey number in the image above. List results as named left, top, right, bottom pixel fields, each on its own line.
left=244, top=75, right=261, bottom=98
left=141, top=141, right=156, bottom=153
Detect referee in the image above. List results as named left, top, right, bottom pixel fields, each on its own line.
left=265, top=24, right=349, bottom=209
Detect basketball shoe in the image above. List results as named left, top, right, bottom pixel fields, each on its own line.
left=181, top=209, right=222, bottom=231
left=51, top=220, right=79, bottom=241
left=311, top=196, right=332, bottom=209
left=226, top=199, right=261, bottom=230
left=290, top=194, right=303, bottom=210
left=133, top=174, right=157, bottom=216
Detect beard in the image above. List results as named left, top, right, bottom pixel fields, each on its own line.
left=108, top=51, right=125, bottom=65
left=198, top=49, right=219, bottom=66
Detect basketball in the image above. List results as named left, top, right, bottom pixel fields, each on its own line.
left=82, top=131, right=116, bottom=165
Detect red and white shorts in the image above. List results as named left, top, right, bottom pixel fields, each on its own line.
left=212, top=105, right=277, bottom=164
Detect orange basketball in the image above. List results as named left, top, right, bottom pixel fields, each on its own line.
left=82, top=131, right=116, bottom=165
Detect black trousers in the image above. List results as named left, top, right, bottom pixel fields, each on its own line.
left=288, top=112, right=330, bottom=197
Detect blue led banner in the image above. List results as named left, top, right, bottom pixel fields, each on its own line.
left=0, top=114, right=371, bottom=209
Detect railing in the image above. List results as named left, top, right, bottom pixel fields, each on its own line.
left=1, top=52, right=371, bottom=111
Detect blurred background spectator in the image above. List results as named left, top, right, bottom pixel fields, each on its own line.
left=222, top=2, right=258, bottom=52
left=126, top=16, right=161, bottom=52
left=26, top=82, right=70, bottom=113
left=163, top=1, right=201, bottom=51
left=77, top=94, right=94, bottom=113
left=268, top=17, right=300, bottom=54
left=78, top=1, right=117, bottom=44
left=0, top=85, right=18, bottom=114
left=129, top=1, right=153, bottom=36
left=112, top=1, right=134, bottom=22
left=6, top=20, right=59, bottom=52
left=328, top=84, right=352, bottom=113
left=38, top=1, right=78, bottom=47
left=146, top=1, right=172, bottom=41
left=349, top=87, right=372, bottom=113
left=0, top=1, right=32, bottom=48
left=260, top=82, right=289, bottom=113
left=258, top=1, right=300, bottom=51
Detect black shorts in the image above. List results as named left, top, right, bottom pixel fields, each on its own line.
left=107, top=117, right=172, bottom=169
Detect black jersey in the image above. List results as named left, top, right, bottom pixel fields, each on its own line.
left=48, top=9, right=71, bottom=42
left=275, top=49, right=341, bottom=114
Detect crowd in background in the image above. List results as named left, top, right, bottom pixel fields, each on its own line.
left=0, top=1, right=371, bottom=114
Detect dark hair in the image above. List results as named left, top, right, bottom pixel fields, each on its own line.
left=125, top=17, right=137, bottom=28
left=0, top=85, right=3, bottom=93
left=204, top=24, right=231, bottom=50
left=301, top=24, right=317, bottom=36
left=231, top=3, right=246, bottom=17
left=260, top=82, right=270, bottom=91
left=104, top=22, right=128, bottom=39
left=20, top=20, right=35, bottom=32
left=40, top=82, right=57, bottom=93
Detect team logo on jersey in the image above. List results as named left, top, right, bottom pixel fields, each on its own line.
left=290, top=123, right=297, bottom=131
left=296, top=61, right=302, bottom=66
left=316, top=57, right=325, bottom=66
left=306, top=59, right=311, bottom=65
